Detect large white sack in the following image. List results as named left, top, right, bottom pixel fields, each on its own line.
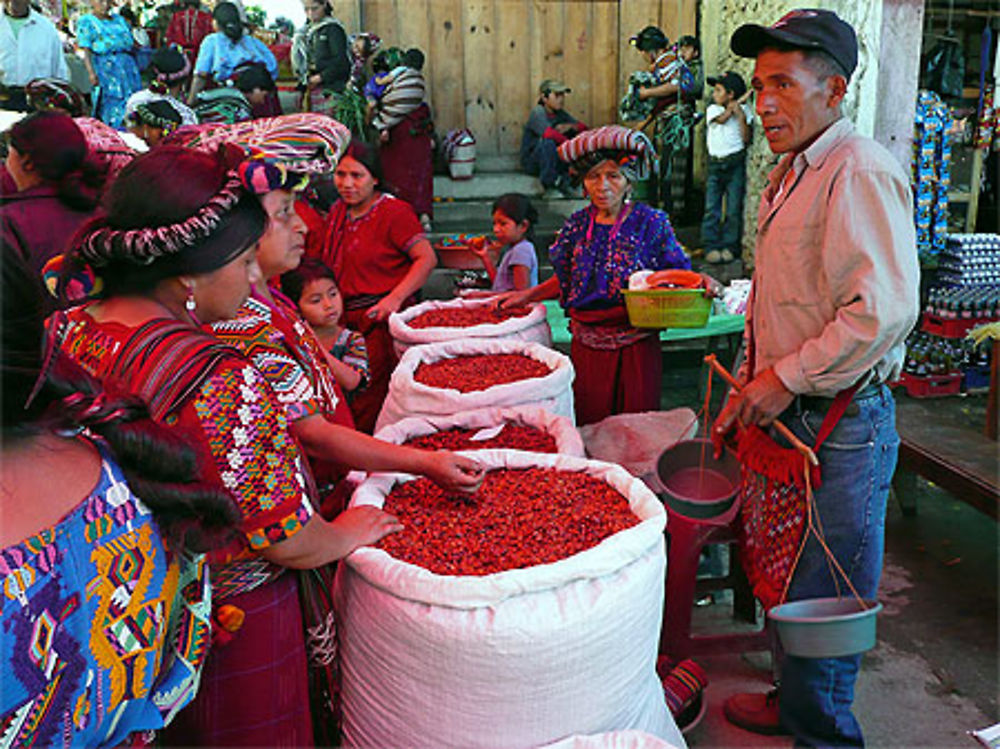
left=334, top=449, right=683, bottom=749
left=389, top=297, right=552, bottom=356
left=376, top=338, right=575, bottom=431
left=541, top=731, right=682, bottom=749
left=373, top=404, right=585, bottom=457
left=579, top=410, right=699, bottom=494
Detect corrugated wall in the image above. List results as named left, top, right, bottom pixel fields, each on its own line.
left=331, top=0, right=697, bottom=155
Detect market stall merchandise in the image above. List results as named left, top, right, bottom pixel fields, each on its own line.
left=334, top=449, right=681, bottom=749
left=376, top=338, right=575, bottom=430
left=373, top=405, right=585, bottom=457
left=388, top=297, right=552, bottom=356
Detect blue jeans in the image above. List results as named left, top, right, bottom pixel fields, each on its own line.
left=776, top=386, right=899, bottom=748
left=522, top=139, right=566, bottom=188
left=701, top=152, right=746, bottom=251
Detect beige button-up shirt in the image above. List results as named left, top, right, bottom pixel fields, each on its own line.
left=744, top=117, right=920, bottom=396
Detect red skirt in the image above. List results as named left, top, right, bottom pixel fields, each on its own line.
left=161, top=573, right=314, bottom=747
left=570, top=334, right=662, bottom=426
left=342, top=308, right=396, bottom=434
left=380, top=103, right=434, bottom=217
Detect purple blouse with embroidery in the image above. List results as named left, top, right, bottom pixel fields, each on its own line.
left=549, top=201, right=690, bottom=310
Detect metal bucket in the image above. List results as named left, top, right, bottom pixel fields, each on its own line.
left=657, top=438, right=740, bottom=520
left=769, top=597, right=882, bottom=658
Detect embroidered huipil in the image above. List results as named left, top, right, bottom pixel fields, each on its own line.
left=549, top=201, right=690, bottom=310
left=211, top=287, right=356, bottom=496
left=58, top=307, right=314, bottom=600
left=0, top=441, right=211, bottom=748
left=211, top=288, right=342, bottom=423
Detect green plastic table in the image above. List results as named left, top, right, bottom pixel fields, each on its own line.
left=542, top=300, right=745, bottom=346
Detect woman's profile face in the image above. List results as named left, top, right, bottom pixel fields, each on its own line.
left=90, top=0, right=110, bottom=15
left=191, top=247, right=261, bottom=322
left=4, top=146, right=33, bottom=191
left=255, top=189, right=307, bottom=279
left=302, top=0, right=327, bottom=24
left=583, top=159, right=629, bottom=214
left=333, top=155, right=377, bottom=208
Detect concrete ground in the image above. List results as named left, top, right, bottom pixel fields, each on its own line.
left=660, top=348, right=999, bottom=749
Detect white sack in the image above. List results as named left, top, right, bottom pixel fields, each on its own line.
left=389, top=297, right=552, bottom=357
left=373, top=404, right=585, bottom=457
left=541, top=730, right=682, bottom=749
left=376, top=338, right=575, bottom=432
left=334, top=449, right=682, bottom=749
left=579, top=409, right=699, bottom=494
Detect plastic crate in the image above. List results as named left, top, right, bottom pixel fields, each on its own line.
left=921, top=313, right=988, bottom=338
left=623, top=288, right=711, bottom=329
left=899, top=371, right=962, bottom=398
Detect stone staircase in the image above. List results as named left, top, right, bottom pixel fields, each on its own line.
left=423, top=154, right=586, bottom=299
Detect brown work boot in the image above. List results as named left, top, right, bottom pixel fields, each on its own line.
left=722, top=689, right=790, bottom=735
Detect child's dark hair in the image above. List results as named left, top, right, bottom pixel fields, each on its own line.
left=4, top=246, right=241, bottom=553
left=492, top=193, right=538, bottom=243
left=403, top=47, right=425, bottom=71
left=281, top=257, right=337, bottom=304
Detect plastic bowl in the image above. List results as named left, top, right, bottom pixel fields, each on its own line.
left=433, top=244, right=500, bottom=270
left=657, top=438, right=740, bottom=520
left=769, top=597, right=882, bottom=658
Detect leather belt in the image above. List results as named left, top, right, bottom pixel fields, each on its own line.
left=794, top=382, right=884, bottom=418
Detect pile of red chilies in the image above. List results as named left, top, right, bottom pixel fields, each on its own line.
left=414, top=354, right=551, bottom=393
left=405, top=424, right=557, bottom=453
left=378, top=467, right=638, bottom=575
left=408, top=306, right=533, bottom=329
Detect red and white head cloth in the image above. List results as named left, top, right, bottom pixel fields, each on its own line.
left=171, top=112, right=352, bottom=176
left=557, top=125, right=655, bottom=185
left=73, top=117, right=139, bottom=181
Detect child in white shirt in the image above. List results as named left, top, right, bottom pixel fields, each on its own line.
left=702, top=71, right=751, bottom=264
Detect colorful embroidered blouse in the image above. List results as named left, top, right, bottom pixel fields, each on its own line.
left=57, top=308, right=314, bottom=568
left=329, top=327, right=369, bottom=389
left=211, top=288, right=341, bottom=423
left=549, top=201, right=690, bottom=310
left=317, top=193, right=424, bottom=303
left=0, top=440, right=211, bottom=748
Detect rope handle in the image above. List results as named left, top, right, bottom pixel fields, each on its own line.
left=704, top=354, right=819, bottom=467
left=778, top=460, right=873, bottom=610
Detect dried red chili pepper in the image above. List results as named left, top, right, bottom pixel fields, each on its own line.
left=414, top=353, right=551, bottom=393
left=404, top=424, right=557, bottom=453
left=408, top=306, right=533, bottom=329
left=378, top=467, right=638, bottom=575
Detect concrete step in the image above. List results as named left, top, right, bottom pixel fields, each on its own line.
left=473, top=154, right=521, bottom=173
left=430, top=197, right=587, bottom=229
left=434, top=172, right=544, bottom=200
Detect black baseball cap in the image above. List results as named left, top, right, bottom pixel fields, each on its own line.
left=706, top=71, right=747, bottom=99
left=630, top=25, right=668, bottom=52
left=731, top=8, right=857, bottom=79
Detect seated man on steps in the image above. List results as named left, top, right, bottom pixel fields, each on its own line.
left=520, top=79, right=586, bottom=198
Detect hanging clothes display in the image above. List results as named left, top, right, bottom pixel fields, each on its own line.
left=913, top=90, right=952, bottom=263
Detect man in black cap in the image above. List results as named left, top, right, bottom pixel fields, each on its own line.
left=520, top=78, right=585, bottom=198
left=713, top=9, right=918, bottom=746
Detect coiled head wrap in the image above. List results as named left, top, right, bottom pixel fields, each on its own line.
left=557, top=125, right=656, bottom=186
left=77, top=172, right=245, bottom=267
